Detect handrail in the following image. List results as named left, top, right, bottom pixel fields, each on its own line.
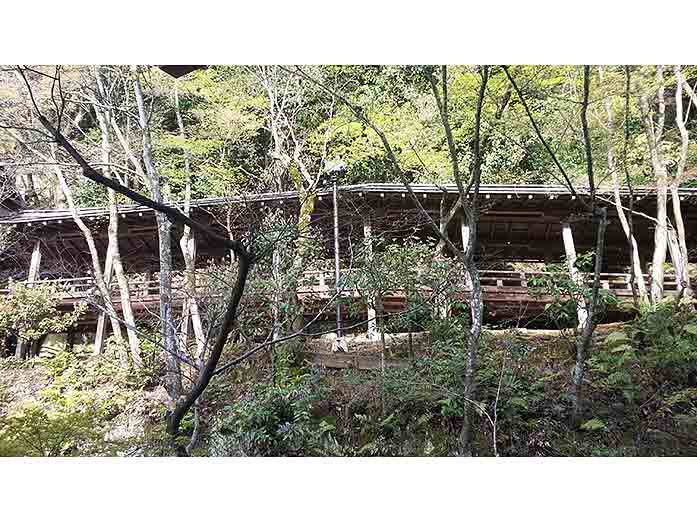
left=0, top=268, right=686, bottom=300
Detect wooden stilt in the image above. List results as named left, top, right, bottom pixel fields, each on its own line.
left=561, top=222, right=588, bottom=328
left=460, top=212, right=473, bottom=291
left=28, top=238, right=42, bottom=282
left=18, top=239, right=42, bottom=358
left=363, top=214, right=378, bottom=340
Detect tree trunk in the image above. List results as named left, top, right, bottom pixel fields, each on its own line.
left=17, top=239, right=42, bottom=358
left=92, top=70, right=141, bottom=365
left=571, top=209, right=607, bottom=426
left=671, top=66, right=691, bottom=300
left=569, top=67, right=608, bottom=427
left=459, top=256, right=482, bottom=456
left=458, top=208, right=482, bottom=455
left=651, top=172, right=669, bottom=304
left=640, top=66, right=668, bottom=304
left=133, top=67, right=182, bottom=400
left=362, top=214, right=379, bottom=340
left=49, top=145, right=124, bottom=352
left=174, top=81, right=206, bottom=362
left=290, top=186, right=317, bottom=331
left=455, top=67, right=488, bottom=456
left=94, top=241, right=115, bottom=358
left=598, top=65, right=647, bottom=301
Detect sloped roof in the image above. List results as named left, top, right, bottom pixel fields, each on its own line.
left=1, top=183, right=696, bottom=226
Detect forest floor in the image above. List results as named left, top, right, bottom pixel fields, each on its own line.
left=2, top=321, right=694, bottom=456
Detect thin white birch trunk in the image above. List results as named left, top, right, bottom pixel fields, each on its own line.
left=17, top=239, right=42, bottom=358
left=93, top=68, right=142, bottom=365
left=174, top=81, right=206, bottom=361
left=598, top=66, right=647, bottom=300
left=133, top=67, right=182, bottom=399
left=50, top=145, right=124, bottom=352
left=671, top=66, right=691, bottom=298
left=639, top=66, right=668, bottom=303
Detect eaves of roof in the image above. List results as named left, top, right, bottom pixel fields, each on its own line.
left=2, top=183, right=696, bottom=226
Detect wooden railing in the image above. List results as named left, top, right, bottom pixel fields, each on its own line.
left=0, top=269, right=686, bottom=302
left=300, top=269, right=682, bottom=296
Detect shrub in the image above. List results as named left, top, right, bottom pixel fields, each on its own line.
left=0, top=281, right=85, bottom=344
left=0, top=397, right=106, bottom=457
left=209, top=351, right=336, bottom=456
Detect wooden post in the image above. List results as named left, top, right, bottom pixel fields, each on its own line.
left=144, top=266, right=153, bottom=297
left=460, top=212, right=470, bottom=254
left=460, top=213, right=473, bottom=291
left=363, top=214, right=378, bottom=340
left=28, top=239, right=42, bottom=282
left=561, top=222, right=588, bottom=328
left=332, top=177, right=345, bottom=352
left=436, top=196, right=448, bottom=255
left=18, top=240, right=42, bottom=358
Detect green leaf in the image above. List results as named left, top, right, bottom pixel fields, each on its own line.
left=683, top=324, right=697, bottom=335
left=508, top=396, right=528, bottom=408
left=604, top=331, right=630, bottom=347
left=580, top=418, right=607, bottom=431
left=610, top=344, right=633, bottom=353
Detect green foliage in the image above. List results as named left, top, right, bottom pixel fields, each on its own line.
left=209, top=352, right=336, bottom=456
left=585, top=300, right=697, bottom=454
left=0, top=398, right=105, bottom=456
left=0, top=333, right=165, bottom=457
left=0, top=281, right=85, bottom=342
left=628, top=300, right=697, bottom=385
left=580, top=418, right=607, bottom=431
left=45, top=336, right=157, bottom=393
left=589, top=300, right=697, bottom=401
left=152, top=66, right=265, bottom=199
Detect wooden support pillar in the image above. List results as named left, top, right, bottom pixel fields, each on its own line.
left=436, top=197, right=448, bottom=255
left=460, top=212, right=470, bottom=254
left=363, top=214, right=378, bottom=340
left=561, top=222, right=588, bottom=328
left=460, top=213, right=473, bottom=291
left=332, top=177, right=345, bottom=352
left=28, top=239, right=42, bottom=282
left=18, top=240, right=42, bottom=358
